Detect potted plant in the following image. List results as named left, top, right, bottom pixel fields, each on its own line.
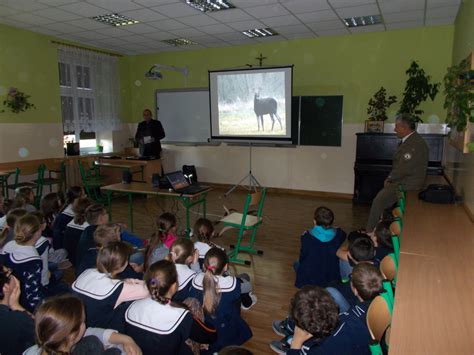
left=443, top=54, right=474, bottom=153
left=1, top=87, right=36, bottom=113
left=399, top=61, right=440, bottom=123
left=366, top=87, right=397, bottom=132
left=96, top=144, right=104, bottom=153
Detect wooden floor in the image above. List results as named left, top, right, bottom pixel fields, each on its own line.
left=104, top=187, right=369, bottom=354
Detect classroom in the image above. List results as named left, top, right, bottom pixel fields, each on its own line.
left=0, top=0, right=473, bottom=354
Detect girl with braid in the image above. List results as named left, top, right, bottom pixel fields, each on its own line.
left=125, top=260, right=216, bottom=355
left=190, top=248, right=252, bottom=354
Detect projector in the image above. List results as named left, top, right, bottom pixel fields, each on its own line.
left=145, top=70, right=163, bottom=80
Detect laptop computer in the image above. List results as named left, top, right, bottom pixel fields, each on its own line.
left=165, top=171, right=208, bottom=195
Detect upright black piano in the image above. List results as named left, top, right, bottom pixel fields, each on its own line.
left=353, top=133, right=445, bottom=204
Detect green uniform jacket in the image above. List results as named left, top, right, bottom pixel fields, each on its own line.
left=387, top=131, right=429, bottom=191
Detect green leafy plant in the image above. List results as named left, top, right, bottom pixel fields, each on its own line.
left=399, top=61, right=440, bottom=122
left=367, top=87, right=397, bottom=121
left=1, top=87, right=36, bottom=113
left=443, top=57, right=474, bottom=132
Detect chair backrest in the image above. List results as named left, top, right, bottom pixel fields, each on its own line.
left=367, top=295, right=392, bottom=342
left=380, top=254, right=397, bottom=281
left=392, top=206, right=404, bottom=219
left=240, top=188, right=267, bottom=224
left=389, top=220, right=402, bottom=237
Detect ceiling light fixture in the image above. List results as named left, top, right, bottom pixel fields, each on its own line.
left=162, top=38, right=198, bottom=46
left=91, top=13, right=139, bottom=27
left=343, top=15, right=382, bottom=28
left=186, top=0, right=235, bottom=13
left=242, top=27, right=279, bottom=38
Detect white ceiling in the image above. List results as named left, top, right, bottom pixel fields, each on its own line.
left=0, top=0, right=461, bottom=55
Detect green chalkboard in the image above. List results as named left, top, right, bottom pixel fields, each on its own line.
left=298, top=96, right=343, bottom=147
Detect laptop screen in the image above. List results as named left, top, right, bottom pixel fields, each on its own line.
left=166, top=171, right=190, bottom=190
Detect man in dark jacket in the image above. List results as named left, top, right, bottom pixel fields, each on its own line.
left=366, top=114, right=429, bottom=230
left=135, top=108, right=166, bottom=157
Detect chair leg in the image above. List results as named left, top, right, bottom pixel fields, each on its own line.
left=228, top=227, right=251, bottom=265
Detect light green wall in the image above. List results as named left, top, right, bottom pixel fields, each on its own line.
left=452, top=0, right=474, bottom=64
left=0, top=24, right=61, bottom=123
left=120, top=25, right=453, bottom=123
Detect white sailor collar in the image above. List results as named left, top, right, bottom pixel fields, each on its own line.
left=62, top=204, right=74, bottom=217
left=35, top=236, right=49, bottom=248
left=72, top=268, right=123, bottom=300
left=125, top=297, right=189, bottom=335
left=194, top=241, right=211, bottom=258
left=2, top=241, right=40, bottom=263
left=66, top=220, right=90, bottom=230
left=175, top=264, right=196, bottom=290
left=192, top=273, right=237, bottom=292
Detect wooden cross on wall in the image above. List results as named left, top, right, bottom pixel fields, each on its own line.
left=256, top=53, right=267, bottom=66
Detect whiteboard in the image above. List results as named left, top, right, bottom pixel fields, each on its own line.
left=156, top=89, right=210, bottom=143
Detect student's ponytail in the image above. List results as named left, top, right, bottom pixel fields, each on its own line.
left=72, top=197, right=93, bottom=225
left=0, top=208, right=27, bottom=248
left=202, top=247, right=227, bottom=316
left=168, top=238, right=195, bottom=265
left=14, top=214, right=41, bottom=245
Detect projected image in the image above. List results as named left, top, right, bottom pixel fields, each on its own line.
left=217, top=72, right=286, bottom=136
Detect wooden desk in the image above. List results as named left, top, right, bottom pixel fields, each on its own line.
left=101, top=182, right=211, bottom=234
left=389, top=191, right=474, bottom=354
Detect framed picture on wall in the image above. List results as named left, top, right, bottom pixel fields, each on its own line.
left=365, top=120, right=384, bottom=133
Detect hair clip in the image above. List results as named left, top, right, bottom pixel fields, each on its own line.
left=207, top=265, right=216, bottom=271
left=150, top=278, right=160, bottom=287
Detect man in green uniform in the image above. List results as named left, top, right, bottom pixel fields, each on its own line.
left=366, top=114, right=429, bottom=230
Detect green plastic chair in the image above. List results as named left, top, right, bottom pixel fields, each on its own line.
left=78, top=160, right=106, bottom=203
left=7, top=165, right=45, bottom=207
left=390, top=236, right=400, bottom=266
left=380, top=253, right=398, bottom=309
left=219, top=187, right=267, bottom=265
left=367, top=295, right=392, bottom=355
left=36, top=161, right=66, bottom=192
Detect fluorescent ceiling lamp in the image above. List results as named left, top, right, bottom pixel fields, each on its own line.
left=242, top=27, right=279, bottom=38
left=343, top=15, right=382, bottom=27
left=162, top=38, right=198, bottom=46
left=91, top=13, right=139, bottom=27
left=186, top=0, right=235, bottom=12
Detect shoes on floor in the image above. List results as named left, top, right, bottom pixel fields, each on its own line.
left=241, top=292, right=257, bottom=311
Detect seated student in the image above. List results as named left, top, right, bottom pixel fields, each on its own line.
left=329, top=235, right=376, bottom=311
left=144, top=212, right=178, bottom=270
left=0, top=194, right=8, bottom=228
left=1, top=214, right=45, bottom=312
left=0, top=208, right=27, bottom=251
left=337, top=231, right=377, bottom=280
left=270, top=286, right=339, bottom=355
left=52, top=186, right=84, bottom=249
left=369, top=221, right=394, bottom=264
left=72, top=241, right=149, bottom=333
left=76, top=203, right=144, bottom=268
left=40, top=192, right=65, bottom=243
left=190, top=247, right=252, bottom=354
left=167, top=238, right=200, bottom=302
left=0, top=265, right=35, bottom=355
left=294, top=206, right=346, bottom=288
left=63, top=197, right=93, bottom=265
left=24, top=295, right=141, bottom=355
left=272, top=263, right=383, bottom=355
left=15, top=187, right=36, bottom=213
left=193, top=218, right=224, bottom=268
left=125, top=260, right=217, bottom=354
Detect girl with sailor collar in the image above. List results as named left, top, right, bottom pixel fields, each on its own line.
left=52, top=186, right=84, bottom=250
left=125, top=260, right=217, bottom=355
left=190, top=248, right=252, bottom=354
left=167, top=238, right=201, bottom=302
left=2, top=214, right=45, bottom=312
left=64, top=197, right=92, bottom=265
left=72, top=241, right=149, bottom=333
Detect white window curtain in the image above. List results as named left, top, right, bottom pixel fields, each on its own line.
left=58, top=45, right=121, bottom=133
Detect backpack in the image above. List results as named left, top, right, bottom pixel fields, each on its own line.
left=418, top=184, right=455, bottom=204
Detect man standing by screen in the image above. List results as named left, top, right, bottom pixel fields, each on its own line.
left=135, top=108, right=166, bottom=157
left=366, top=114, right=429, bottom=230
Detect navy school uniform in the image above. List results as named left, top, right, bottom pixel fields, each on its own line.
left=125, top=297, right=216, bottom=355
left=190, top=273, right=252, bottom=354
left=1, top=241, right=44, bottom=312
left=0, top=304, right=35, bottom=355
left=52, top=204, right=74, bottom=249
left=173, top=264, right=197, bottom=302
left=35, top=236, right=50, bottom=286
left=76, top=224, right=98, bottom=268
left=63, top=220, right=89, bottom=266
left=72, top=268, right=128, bottom=332
left=292, top=301, right=371, bottom=355
left=295, top=228, right=346, bottom=288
